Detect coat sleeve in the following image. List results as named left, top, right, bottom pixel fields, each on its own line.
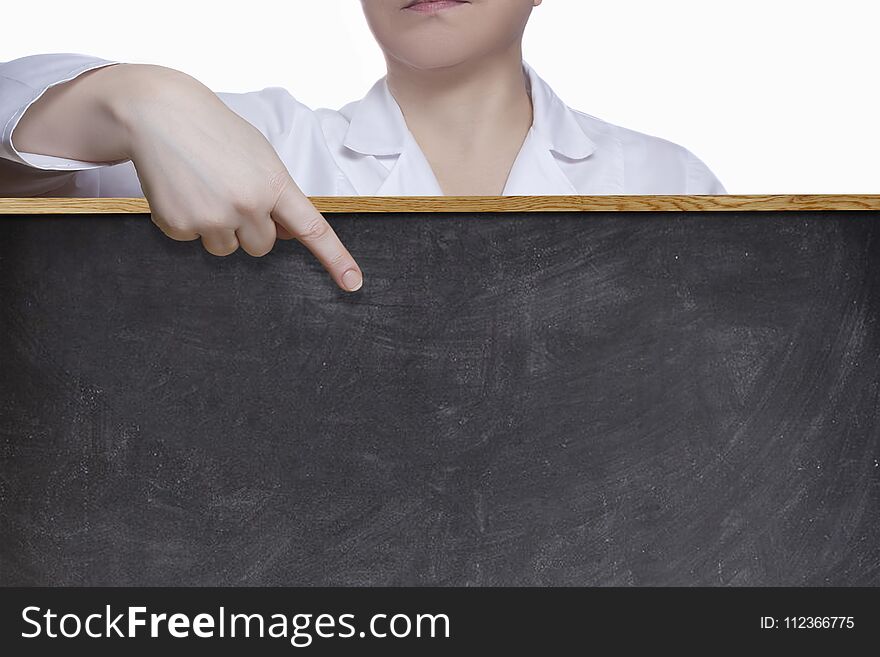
left=0, top=53, right=144, bottom=196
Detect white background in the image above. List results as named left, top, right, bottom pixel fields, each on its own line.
left=3, top=0, right=877, bottom=193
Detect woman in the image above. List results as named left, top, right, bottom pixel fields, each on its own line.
left=0, top=0, right=726, bottom=292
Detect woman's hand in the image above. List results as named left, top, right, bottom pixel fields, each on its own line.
left=17, top=64, right=363, bottom=291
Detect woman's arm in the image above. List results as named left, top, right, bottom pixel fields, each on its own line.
left=0, top=55, right=363, bottom=292
left=13, top=62, right=137, bottom=166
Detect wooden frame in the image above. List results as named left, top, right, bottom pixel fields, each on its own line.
left=1, top=194, right=879, bottom=215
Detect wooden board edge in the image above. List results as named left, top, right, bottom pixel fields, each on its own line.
left=1, top=194, right=880, bottom=214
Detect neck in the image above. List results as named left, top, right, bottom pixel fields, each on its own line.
left=384, top=44, right=533, bottom=156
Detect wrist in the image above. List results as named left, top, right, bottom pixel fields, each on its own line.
left=97, top=64, right=203, bottom=158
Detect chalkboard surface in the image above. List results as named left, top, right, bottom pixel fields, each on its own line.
left=1, top=210, right=878, bottom=586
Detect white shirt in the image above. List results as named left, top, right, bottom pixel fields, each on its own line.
left=0, top=53, right=727, bottom=197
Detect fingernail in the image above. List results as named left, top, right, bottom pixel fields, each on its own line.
left=342, top=269, right=363, bottom=292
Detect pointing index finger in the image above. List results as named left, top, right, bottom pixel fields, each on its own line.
left=270, top=178, right=363, bottom=292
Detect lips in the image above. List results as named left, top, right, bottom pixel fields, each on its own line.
left=403, top=0, right=470, bottom=12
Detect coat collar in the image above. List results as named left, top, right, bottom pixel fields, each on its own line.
left=342, top=60, right=596, bottom=160
left=341, top=60, right=600, bottom=195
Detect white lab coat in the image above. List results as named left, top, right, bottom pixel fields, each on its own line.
left=0, top=53, right=727, bottom=197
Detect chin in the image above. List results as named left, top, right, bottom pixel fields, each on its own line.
left=392, top=53, right=474, bottom=71
left=385, top=36, right=489, bottom=71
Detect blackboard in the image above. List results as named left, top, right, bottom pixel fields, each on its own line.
left=1, top=201, right=878, bottom=586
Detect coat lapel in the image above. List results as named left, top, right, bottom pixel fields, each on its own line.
left=373, top=133, right=444, bottom=196
left=502, top=127, right=580, bottom=195
left=341, top=77, right=443, bottom=195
